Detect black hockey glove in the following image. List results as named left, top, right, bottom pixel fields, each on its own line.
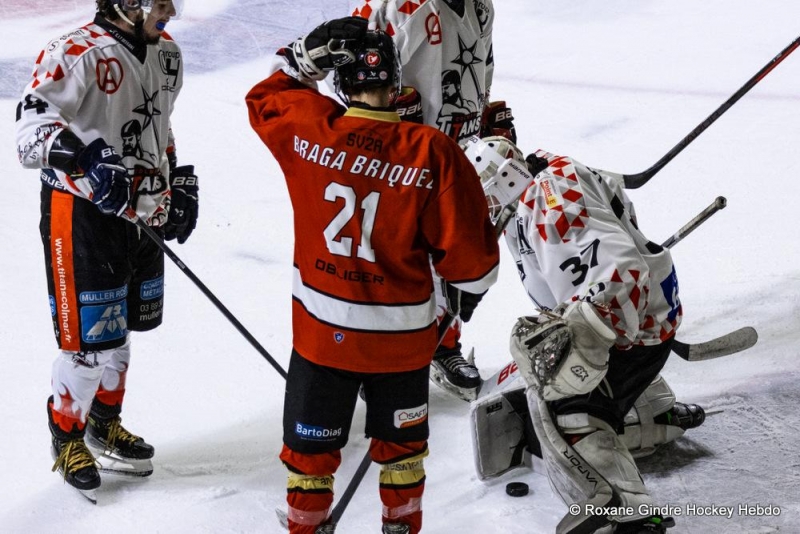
left=77, top=138, right=132, bottom=216
left=164, top=165, right=199, bottom=244
left=285, top=17, right=368, bottom=80
left=444, top=282, right=487, bottom=323
left=525, top=152, right=549, bottom=178
left=481, top=101, right=517, bottom=144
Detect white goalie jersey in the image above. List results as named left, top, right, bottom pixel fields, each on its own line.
left=353, top=0, right=494, bottom=143
left=505, top=151, right=683, bottom=348
left=15, top=17, right=183, bottom=225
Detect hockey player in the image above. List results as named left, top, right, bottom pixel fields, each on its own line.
left=246, top=17, right=499, bottom=534
left=14, top=0, right=197, bottom=502
left=353, top=0, right=515, bottom=400
left=463, top=138, right=704, bottom=533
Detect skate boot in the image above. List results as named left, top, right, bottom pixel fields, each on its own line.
left=48, top=398, right=100, bottom=503
left=656, top=402, right=705, bottom=430
left=430, top=347, right=481, bottom=401
left=382, top=523, right=411, bottom=534
left=86, top=401, right=154, bottom=477
left=614, top=515, right=675, bottom=533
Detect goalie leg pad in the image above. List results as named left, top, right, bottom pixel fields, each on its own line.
left=469, top=385, right=540, bottom=479
left=529, top=392, right=653, bottom=534
left=620, top=375, right=686, bottom=458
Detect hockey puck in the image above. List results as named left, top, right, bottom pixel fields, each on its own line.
left=505, top=482, right=529, bottom=497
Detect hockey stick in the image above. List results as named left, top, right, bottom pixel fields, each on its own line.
left=129, top=213, right=288, bottom=379
left=660, top=196, right=726, bottom=249
left=672, top=327, right=758, bottom=362
left=603, top=34, right=800, bottom=189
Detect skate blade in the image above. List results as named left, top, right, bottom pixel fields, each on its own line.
left=85, top=436, right=154, bottom=477
left=85, top=444, right=153, bottom=477
left=429, top=365, right=480, bottom=402
left=93, top=452, right=153, bottom=477
left=77, top=487, right=98, bottom=504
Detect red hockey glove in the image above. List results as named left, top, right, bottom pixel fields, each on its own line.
left=481, top=101, right=517, bottom=144
left=395, top=86, right=424, bottom=124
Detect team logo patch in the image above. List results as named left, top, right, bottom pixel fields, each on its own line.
left=295, top=422, right=343, bottom=441
left=394, top=403, right=428, bottom=429
left=96, top=58, right=123, bottom=94
left=334, top=332, right=345, bottom=343
left=364, top=50, right=381, bottom=67
left=80, top=302, right=128, bottom=343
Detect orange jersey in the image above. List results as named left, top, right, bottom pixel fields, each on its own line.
left=247, top=70, right=499, bottom=373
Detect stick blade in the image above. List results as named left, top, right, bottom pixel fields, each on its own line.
left=673, top=326, right=758, bottom=361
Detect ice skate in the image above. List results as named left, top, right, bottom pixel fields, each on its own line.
left=382, top=523, right=411, bottom=534
left=658, top=402, right=705, bottom=430
left=614, top=515, right=675, bottom=533
left=430, top=347, right=481, bottom=401
left=50, top=436, right=101, bottom=504
left=48, top=400, right=100, bottom=504
left=86, top=414, right=154, bottom=477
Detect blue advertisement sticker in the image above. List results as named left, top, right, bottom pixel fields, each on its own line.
left=80, top=302, right=128, bottom=343
left=79, top=286, right=128, bottom=305
left=140, top=276, right=164, bottom=301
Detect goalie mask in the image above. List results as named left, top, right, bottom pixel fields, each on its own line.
left=335, top=30, right=401, bottom=97
left=463, top=136, right=533, bottom=223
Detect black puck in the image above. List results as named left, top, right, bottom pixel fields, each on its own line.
left=505, top=482, right=529, bottom=497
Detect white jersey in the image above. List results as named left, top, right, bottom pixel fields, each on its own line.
left=354, top=0, right=494, bottom=143
left=15, top=16, right=183, bottom=225
left=505, top=151, right=682, bottom=348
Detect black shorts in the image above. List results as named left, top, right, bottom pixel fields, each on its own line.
left=283, top=349, right=430, bottom=454
left=549, top=339, right=673, bottom=432
left=40, top=186, right=165, bottom=352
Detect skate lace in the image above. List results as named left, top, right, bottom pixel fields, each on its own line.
left=436, top=353, right=476, bottom=373
left=104, top=418, right=141, bottom=450
left=52, top=439, right=97, bottom=478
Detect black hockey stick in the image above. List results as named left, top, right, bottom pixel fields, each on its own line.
left=129, top=214, right=288, bottom=379
left=672, top=327, right=758, bottom=362
left=602, top=34, right=800, bottom=189
left=660, top=196, right=726, bottom=249
left=657, top=198, right=758, bottom=360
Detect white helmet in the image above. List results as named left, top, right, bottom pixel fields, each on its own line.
left=462, top=136, right=533, bottom=224
left=114, top=0, right=183, bottom=19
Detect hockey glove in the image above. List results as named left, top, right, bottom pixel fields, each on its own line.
left=395, top=86, right=424, bottom=124
left=444, top=282, right=486, bottom=323
left=285, top=17, right=368, bottom=81
left=164, top=165, right=199, bottom=244
left=481, top=101, right=517, bottom=144
left=525, top=152, right=549, bottom=178
left=77, top=138, right=132, bottom=216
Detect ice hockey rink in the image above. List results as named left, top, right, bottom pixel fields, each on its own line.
left=1, top=1, right=799, bottom=532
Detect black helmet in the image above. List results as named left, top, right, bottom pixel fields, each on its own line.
left=335, top=30, right=401, bottom=95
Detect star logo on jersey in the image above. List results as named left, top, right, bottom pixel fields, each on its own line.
left=133, top=86, right=161, bottom=131
left=451, top=35, right=483, bottom=96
